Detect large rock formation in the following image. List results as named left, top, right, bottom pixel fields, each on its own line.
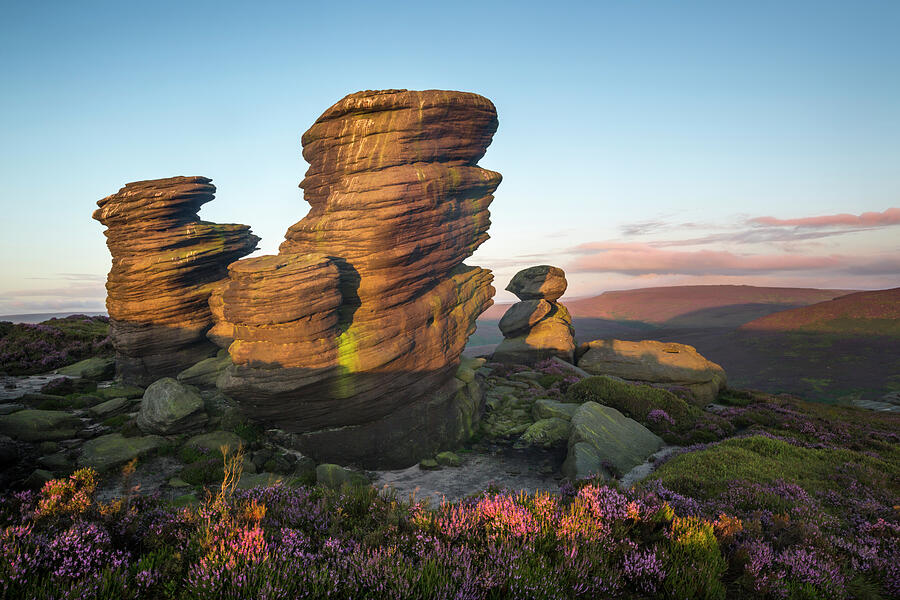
left=93, top=176, right=259, bottom=385
left=577, top=339, right=727, bottom=405
left=214, top=89, right=502, bottom=468
left=492, top=266, right=576, bottom=363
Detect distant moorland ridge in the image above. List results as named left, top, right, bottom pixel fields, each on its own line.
left=741, top=286, right=900, bottom=336
left=481, top=284, right=855, bottom=326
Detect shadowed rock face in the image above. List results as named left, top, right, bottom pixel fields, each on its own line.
left=215, top=89, right=501, bottom=468
left=93, top=176, right=259, bottom=385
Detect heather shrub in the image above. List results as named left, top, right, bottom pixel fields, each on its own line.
left=0, top=315, right=111, bottom=374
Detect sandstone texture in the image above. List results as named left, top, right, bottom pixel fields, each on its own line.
left=213, top=90, right=501, bottom=468
left=577, top=339, right=726, bottom=405
left=493, top=266, right=575, bottom=364
left=93, top=176, right=258, bottom=385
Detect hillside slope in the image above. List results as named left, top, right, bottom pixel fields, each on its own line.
left=481, top=285, right=853, bottom=327
left=741, top=287, right=900, bottom=336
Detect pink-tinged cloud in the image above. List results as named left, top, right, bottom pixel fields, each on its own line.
left=749, top=207, right=900, bottom=228
left=568, top=242, right=900, bottom=276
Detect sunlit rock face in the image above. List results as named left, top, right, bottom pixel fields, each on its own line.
left=215, top=90, right=502, bottom=468
left=93, top=176, right=259, bottom=385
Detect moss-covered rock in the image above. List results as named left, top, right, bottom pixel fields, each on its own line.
left=562, top=401, right=663, bottom=481
left=435, top=451, right=462, bottom=467
left=177, top=355, right=231, bottom=388
left=316, top=463, right=368, bottom=488
left=519, top=417, right=570, bottom=448
left=95, top=384, right=144, bottom=400
left=532, top=399, right=578, bottom=421
left=137, top=378, right=207, bottom=435
left=77, top=433, right=164, bottom=471
left=56, top=357, right=115, bottom=381
left=184, top=430, right=243, bottom=454
left=0, top=409, right=81, bottom=442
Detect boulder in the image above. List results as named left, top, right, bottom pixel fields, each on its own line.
left=519, top=417, right=570, bottom=448
left=93, top=176, right=259, bottom=385
left=236, top=472, right=284, bottom=489
left=0, top=410, right=81, bottom=442
left=498, top=299, right=552, bottom=337
left=562, top=401, right=663, bottom=480
left=213, top=90, right=500, bottom=469
left=506, top=265, right=568, bottom=301
left=56, top=357, right=115, bottom=381
left=137, top=378, right=207, bottom=435
left=77, top=433, right=164, bottom=471
left=577, top=339, right=726, bottom=405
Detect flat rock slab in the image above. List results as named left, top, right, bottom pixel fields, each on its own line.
left=0, top=409, right=81, bottom=442
left=78, top=433, right=164, bottom=472
left=374, top=449, right=563, bottom=506
left=184, top=430, right=244, bottom=454
left=56, top=357, right=115, bottom=381
left=0, top=374, right=68, bottom=402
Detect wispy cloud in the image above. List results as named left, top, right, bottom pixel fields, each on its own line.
left=750, top=207, right=900, bottom=228
left=568, top=242, right=900, bottom=277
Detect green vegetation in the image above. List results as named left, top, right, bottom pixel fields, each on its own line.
left=566, top=376, right=733, bottom=444
left=0, top=315, right=111, bottom=374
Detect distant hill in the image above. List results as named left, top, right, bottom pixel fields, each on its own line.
left=481, top=285, right=853, bottom=328
left=741, top=287, right=900, bottom=336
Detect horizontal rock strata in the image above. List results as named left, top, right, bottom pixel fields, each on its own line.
left=215, top=90, right=501, bottom=468
left=93, top=177, right=258, bottom=385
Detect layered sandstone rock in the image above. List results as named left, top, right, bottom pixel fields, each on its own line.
left=576, top=339, right=727, bottom=405
left=93, top=177, right=258, bottom=385
left=215, top=90, right=501, bottom=468
left=492, top=266, right=576, bottom=363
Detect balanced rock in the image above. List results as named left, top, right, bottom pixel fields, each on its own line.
left=493, top=266, right=575, bottom=364
left=214, top=90, right=500, bottom=468
left=137, top=378, right=208, bottom=435
left=93, top=176, right=259, bottom=385
left=577, top=339, right=726, bottom=405
left=506, top=265, right=567, bottom=301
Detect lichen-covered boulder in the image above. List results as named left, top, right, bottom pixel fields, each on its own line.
left=0, top=410, right=81, bottom=442
left=78, top=433, right=164, bottom=471
left=56, top=357, right=115, bottom=381
left=562, top=401, right=662, bottom=480
left=577, top=339, right=726, bottom=405
left=137, top=378, right=207, bottom=435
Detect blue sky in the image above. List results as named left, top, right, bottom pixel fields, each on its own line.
left=1, top=0, right=898, bottom=314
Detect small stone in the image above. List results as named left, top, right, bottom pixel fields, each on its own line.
left=24, top=469, right=56, bottom=489
left=316, top=463, right=368, bottom=488
left=419, top=458, right=440, bottom=470
left=168, top=477, right=190, bottom=488
left=95, top=385, right=145, bottom=401
left=435, top=451, right=462, bottom=467
left=520, top=418, right=571, bottom=449
left=89, top=397, right=129, bottom=418
left=37, top=452, right=73, bottom=472
left=39, top=441, right=59, bottom=454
